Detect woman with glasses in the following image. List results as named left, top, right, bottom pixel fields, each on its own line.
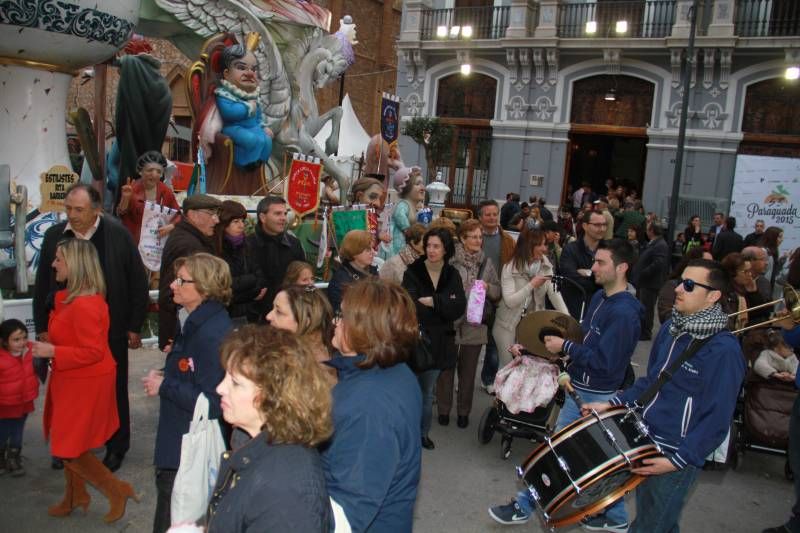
left=143, top=252, right=233, bottom=533
left=323, top=278, right=421, bottom=532
left=327, top=230, right=378, bottom=312
left=214, top=200, right=266, bottom=325
left=402, top=227, right=466, bottom=450
left=437, top=219, right=501, bottom=429
left=492, top=228, right=568, bottom=368
left=266, top=285, right=336, bottom=380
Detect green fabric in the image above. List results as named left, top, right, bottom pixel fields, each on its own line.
left=114, top=54, right=173, bottom=206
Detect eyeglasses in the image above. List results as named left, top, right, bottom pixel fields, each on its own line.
left=332, top=310, right=343, bottom=325
left=679, top=278, right=716, bottom=293
left=174, top=276, right=196, bottom=287
left=198, top=209, right=220, bottom=219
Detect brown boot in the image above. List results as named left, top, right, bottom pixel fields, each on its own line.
left=68, top=452, right=138, bottom=523
left=48, top=465, right=91, bottom=517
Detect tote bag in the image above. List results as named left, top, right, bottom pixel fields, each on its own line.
left=171, top=394, right=226, bottom=525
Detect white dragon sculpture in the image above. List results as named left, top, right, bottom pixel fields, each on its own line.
left=153, top=0, right=353, bottom=196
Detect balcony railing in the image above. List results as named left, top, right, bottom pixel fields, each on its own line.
left=420, top=6, right=511, bottom=40
left=734, top=0, right=800, bottom=36
left=557, top=0, right=676, bottom=38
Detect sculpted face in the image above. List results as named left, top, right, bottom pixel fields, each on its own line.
left=224, top=51, right=259, bottom=93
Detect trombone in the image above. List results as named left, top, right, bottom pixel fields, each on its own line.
left=730, top=285, right=800, bottom=335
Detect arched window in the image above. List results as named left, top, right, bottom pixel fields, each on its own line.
left=570, top=74, right=655, bottom=128
left=742, top=77, right=800, bottom=136
left=436, top=73, right=497, bottom=119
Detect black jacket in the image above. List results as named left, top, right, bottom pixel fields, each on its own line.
left=712, top=230, right=744, bottom=261
left=246, top=224, right=305, bottom=319
left=402, top=258, right=466, bottom=370
left=326, top=261, right=377, bottom=312
left=158, top=220, right=217, bottom=349
left=500, top=200, right=520, bottom=230
left=631, top=237, right=671, bottom=290
left=207, top=434, right=331, bottom=533
left=220, top=238, right=266, bottom=322
left=558, top=237, right=601, bottom=321
left=33, top=215, right=148, bottom=341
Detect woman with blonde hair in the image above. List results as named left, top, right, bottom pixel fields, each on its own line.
left=266, top=285, right=335, bottom=374
left=323, top=278, right=422, bottom=532
left=33, top=239, right=137, bottom=523
left=142, top=252, right=233, bottom=533
left=206, top=326, right=333, bottom=531
left=492, top=228, right=568, bottom=366
left=327, top=229, right=377, bottom=311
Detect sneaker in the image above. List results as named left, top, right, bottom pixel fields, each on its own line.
left=488, top=501, right=530, bottom=525
left=581, top=516, right=629, bottom=533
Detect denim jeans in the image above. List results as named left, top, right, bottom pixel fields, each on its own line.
left=417, top=369, right=441, bottom=437
left=480, top=335, right=499, bottom=387
left=517, top=392, right=627, bottom=526
left=629, top=465, right=698, bottom=533
left=0, top=415, right=27, bottom=448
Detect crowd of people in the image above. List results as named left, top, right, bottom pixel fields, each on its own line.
left=0, top=168, right=798, bottom=532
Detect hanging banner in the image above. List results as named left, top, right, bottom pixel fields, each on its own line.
left=729, top=154, right=800, bottom=255
left=380, top=92, right=400, bottom=145
left=285, top=153, right=322, bottom=217
left=139, top=200, right=180, bottom=272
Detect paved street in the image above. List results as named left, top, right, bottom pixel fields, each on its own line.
left=0, top=339, right=794, bottom=532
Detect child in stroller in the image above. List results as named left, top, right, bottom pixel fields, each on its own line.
left=477, top=343, right=565, bottom=459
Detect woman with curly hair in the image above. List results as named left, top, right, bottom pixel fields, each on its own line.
left=206, top=326, right=333, bottom=532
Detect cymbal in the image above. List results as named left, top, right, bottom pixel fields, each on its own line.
left=515, top=310, right=583, bottom=359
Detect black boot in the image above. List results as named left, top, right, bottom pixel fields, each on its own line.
left=6, top=448, right=25, bottom=477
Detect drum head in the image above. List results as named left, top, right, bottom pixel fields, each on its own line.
left=516, top=310, right=582, bottom=359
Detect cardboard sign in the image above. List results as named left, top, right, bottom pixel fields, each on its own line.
left=39, top=165, right=79, bottom=212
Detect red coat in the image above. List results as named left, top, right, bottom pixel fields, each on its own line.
left=43, top=291, right=119, bottom=458
left=119, top=180, right=181, bottom=243
left=0, top=342, right=39, bottom=418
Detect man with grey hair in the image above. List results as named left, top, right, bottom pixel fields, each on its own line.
left=631, top=221, right=670, bottom=340
left=742, top=245, right=774, bottom=325
left=744, top=219, right=766, bottom=247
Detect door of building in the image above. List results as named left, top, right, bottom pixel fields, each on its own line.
left=437, top=122, right=492, bottom=209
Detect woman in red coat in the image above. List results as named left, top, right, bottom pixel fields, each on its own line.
left=32, top=238, right=138, bottom=523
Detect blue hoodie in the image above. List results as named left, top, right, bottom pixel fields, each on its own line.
left=612, top=322, right=746, bottom=469
left=562, top=289, right=644, bottom=394
left=322, top=355, right=422, bottom=533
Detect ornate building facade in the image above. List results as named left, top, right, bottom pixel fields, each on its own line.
left=395, top=0, right=800, bottom=221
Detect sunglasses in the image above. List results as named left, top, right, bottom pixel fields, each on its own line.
left=679, top=278, right=716, bottom=293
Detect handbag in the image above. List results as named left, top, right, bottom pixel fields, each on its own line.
left=477, top=258, right=495, bottom=325
left=170, top=393, right=227, bottom=525
left=409, top=325, right=436, bottom=373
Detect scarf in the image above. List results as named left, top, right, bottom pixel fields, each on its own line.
left=669, top=303, right=728, bottom=339
left=216, top=79, right=261, bottom=117
left=225, top=233, right=246, bottom=247
left=453, top=243, right=484, bottom=293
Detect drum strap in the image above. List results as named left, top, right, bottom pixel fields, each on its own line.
left=634, top=336, right=713, bottom=408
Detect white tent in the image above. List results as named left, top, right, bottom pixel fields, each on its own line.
left=314, top=94, right=371, bottom=159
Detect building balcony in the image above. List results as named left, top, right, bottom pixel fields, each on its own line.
left=557, top=0, right=677, bottom=38
left=419, top=5, right=512, bottom=40
left=734, top=0, right=799, bottom=37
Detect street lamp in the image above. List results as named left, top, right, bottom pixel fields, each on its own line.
left=461, top=63, right=471, bottom=75
left=787, top=66, right=800, bottom=80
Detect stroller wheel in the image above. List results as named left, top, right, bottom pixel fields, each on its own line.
left=501, top=436, right=512, bottom=460
left=478, top=406, right=498, bottom=444
left=786, top=460, right=794, bottom=481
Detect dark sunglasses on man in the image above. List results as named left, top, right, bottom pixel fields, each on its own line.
left=679, top=278, right=716, bottom=292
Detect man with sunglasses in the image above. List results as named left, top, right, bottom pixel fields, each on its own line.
left=158, top=194, right=222, bottom=350
left=583, top=259, right=746, bottom=533
left=490, top=239, right=642, bottom=531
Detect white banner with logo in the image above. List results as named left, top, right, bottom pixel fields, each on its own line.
left=729, top=155, right=800, bottom=255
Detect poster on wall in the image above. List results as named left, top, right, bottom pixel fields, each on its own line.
left=729, top=154, right=800, bottom=255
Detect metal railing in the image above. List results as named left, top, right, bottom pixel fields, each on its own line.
left=420, top=5, right=511, bottom=40
left=557, top=0, right=677, bottom=38
left=734, top=0, right=800, bottom=37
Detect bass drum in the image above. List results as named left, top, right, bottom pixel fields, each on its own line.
left=520, top=405, right=662, bottom=528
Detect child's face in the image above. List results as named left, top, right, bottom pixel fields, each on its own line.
left=7, top=329, right=27, bottom=354
left=777, top=343, right=795, bottom=358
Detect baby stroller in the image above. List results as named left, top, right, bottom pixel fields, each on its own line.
left=727, top=328, right=797, bottom=478
left=477, top=311, right=582, bottom=459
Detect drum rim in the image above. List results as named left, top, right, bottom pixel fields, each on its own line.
left=521, top=405, right=632, bottom=469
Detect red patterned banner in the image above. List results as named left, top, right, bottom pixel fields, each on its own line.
left=285, top=156, right=322, bottom=217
